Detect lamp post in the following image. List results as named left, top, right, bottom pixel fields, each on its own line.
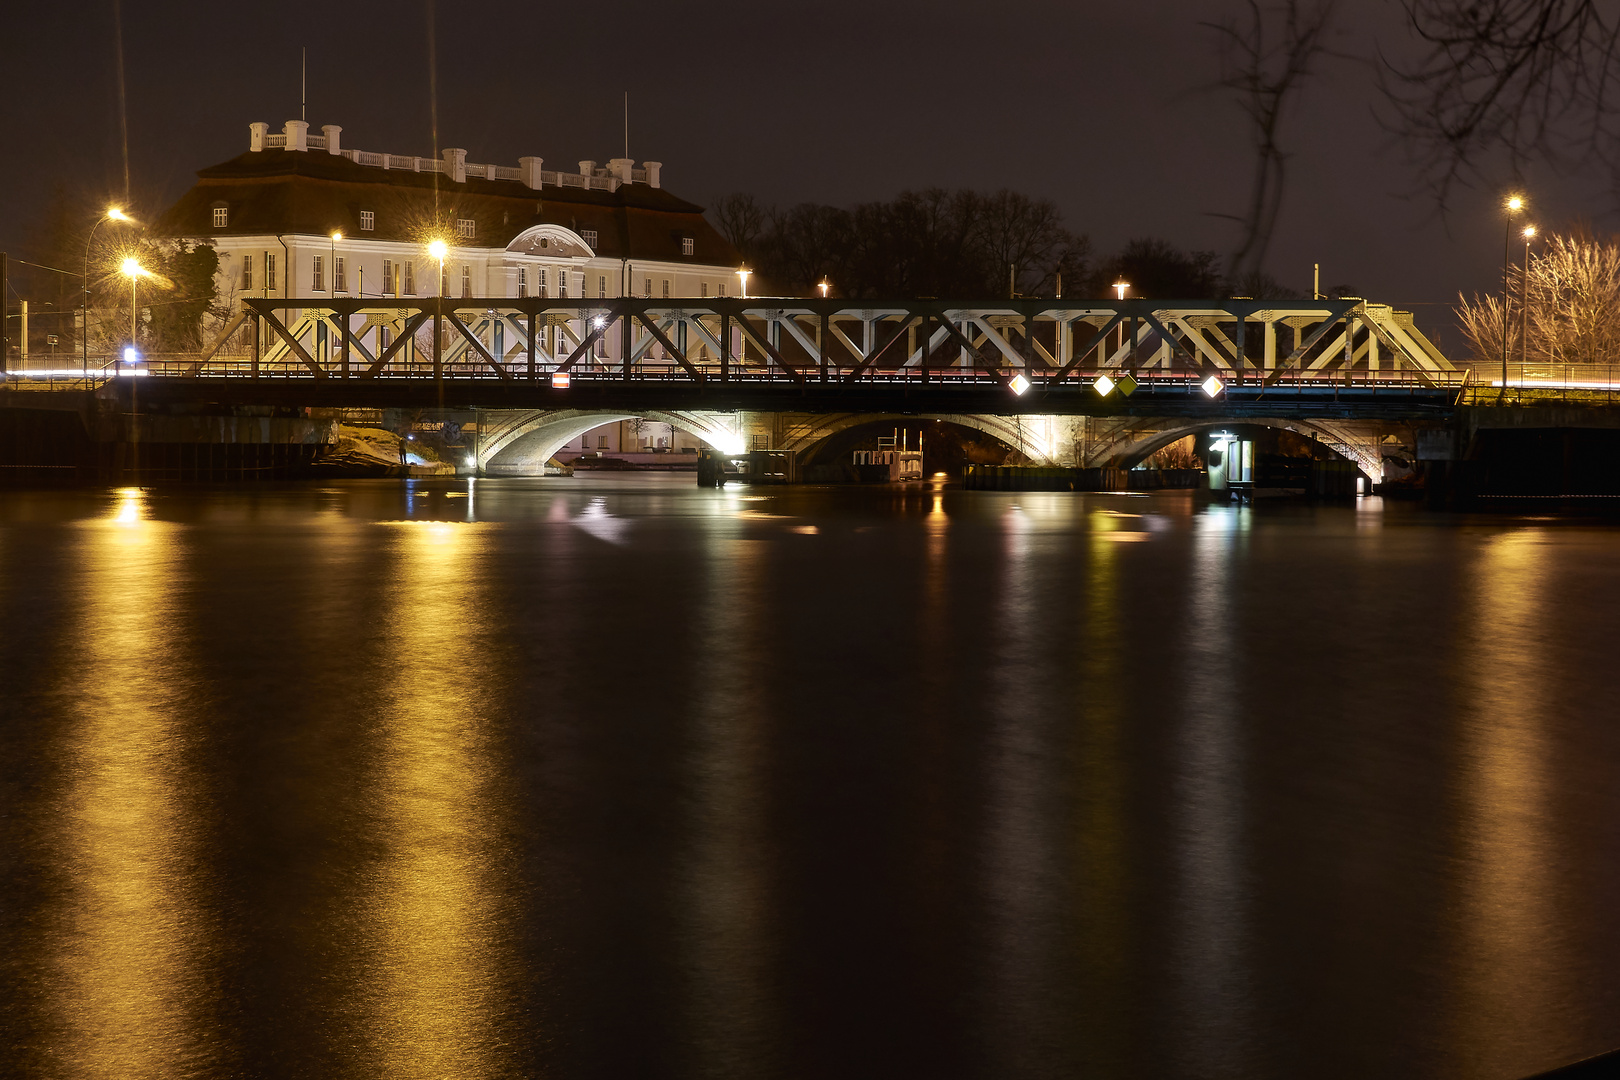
left=428, top=238, right=448, bottom=298
left=818, top=278, right=829, bottom=299
left=1521, top=224, right=1537, bottom=386
left=330, top=231, right=342, bottom=293
left=1113, top=280, right=1130, bottom=300
left=120, top=257, right=144, bottom=366
left=737, top=268, right=750, bottom=299
left=84, top=207, right=133, bottom=372
left=1502, top=194, right=1525, bottom=390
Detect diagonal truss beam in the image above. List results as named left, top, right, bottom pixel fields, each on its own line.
left=259, top=307, right=326, bottom=376
left=634, top=313, right=707, bottom=383
left=363, top=312, right=429, bottom=377
left=446, top=311, right=512, bottom=379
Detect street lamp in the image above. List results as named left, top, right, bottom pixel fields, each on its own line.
left=428, top=237, right=448, bottom=297
left=818, top=278, right=830, bottom=299
left=737, top=267, right=750, bottom=299
left=120, top=256, right=144, bottom=363
left=1520, top=224, right=1537, bottom=384
left=84, top=207, right=135, bottom=372
left=1502, top=194, right=1526, bottom=390
left=1113, top=280, right=1130, bottom=300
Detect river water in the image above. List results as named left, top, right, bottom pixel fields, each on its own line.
left=2, top=475, right=1619, bottom=1079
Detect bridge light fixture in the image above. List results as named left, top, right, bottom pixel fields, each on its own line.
left=1094, top=374, right=1116, bottom=396
left=1201, top=374, right=1225, bottom=397
left=1008, top=373, right=1031, bottom=396
left=1113, top=280, right=1130, bottom=300
left=818, top=278, right=830, bottom=298
left=592, top=316, right=606, bottom=330
left=737, top=268, right=751, bottom=299
left=551, top=372, right=571, bottom=389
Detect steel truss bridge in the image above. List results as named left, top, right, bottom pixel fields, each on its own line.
left=123, top=295, right=1463, bottom=417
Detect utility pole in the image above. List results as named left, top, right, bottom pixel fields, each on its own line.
left=0, top=252, right=8, bottom=375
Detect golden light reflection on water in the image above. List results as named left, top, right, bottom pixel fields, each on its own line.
left=1453, top=530, right=1572, bottom=1076
left=682, top=536, right=776, bottom=1073
left=51, top=488, right=214, bottom=1077
left=365, top=520, right=511, bottom=1078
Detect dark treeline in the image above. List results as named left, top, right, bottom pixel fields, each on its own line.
left=711, top=189, right=1321, bottom=301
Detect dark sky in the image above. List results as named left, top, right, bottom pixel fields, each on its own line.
left=5, top=0, right=1617, bottom=349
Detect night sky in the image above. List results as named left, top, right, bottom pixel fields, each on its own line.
left=6, top=0, right=1618, bottom=349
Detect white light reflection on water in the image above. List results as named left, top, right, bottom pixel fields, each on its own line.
left=1172, top=504, right=1256, bottom=1077
left=984, top=500, right=1070, bottom=1074
left=1452, top=529, right=1575, bottom=1078
left=359, top=520, right=516, bottom=1078
left=46, top=488, right=219, bottom=1077
left=680, top=534, right=778, bottom=1074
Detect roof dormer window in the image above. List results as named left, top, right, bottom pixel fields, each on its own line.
left=360, top=210, right=375, bottom=231
left=681, top=237, right=694, bottom=256
left=582, top=229, right=599, bottom=248
left=456, top=218, right=476, bottom=239
left=212, top=205, right=228, bottom=228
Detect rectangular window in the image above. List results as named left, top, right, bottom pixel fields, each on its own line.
left=662, top=279, right=670, bottom=299
left=700, top=281, right=707, bottom=298
left=518, top=267, right=527, bottom=298
left=334, top=257, right=347, bottom=294
left=213, top=206, right=228, bottom=228
left=643, top=277, right=652, bottom=298
left=598, top=275, right=606, bottom=298
left=461, top=265, right=472, bottom=298
left=559, top=271, right=568, bottom=299
left=537, top=268, right=548, bottom=297
left=266, top=254, right=277, bottom=292
left=359, top=210, right=375, bottom=231
left=598, top=435, right=609, bottom=449
left=681, top=237, right=694, bottom=256
left=717, top=281, right=725, bottom=297
left=382, top=259, right=394, bottom=295
left=456, top=218, right=476, bottom=239
left=404, top=261, right=415, bottom=295
left=242, top=254, right=254, bottom=291
left=582, top=229, right=599, bottom=248
left=312, top=255, right=325, bottom=292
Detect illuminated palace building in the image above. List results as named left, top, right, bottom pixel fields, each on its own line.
left=156, top=119, right=743, bottom=306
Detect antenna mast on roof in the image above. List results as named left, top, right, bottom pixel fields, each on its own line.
left=623, top=91, right=629, bottom=160
left=301, top=47, right=306, bottom=121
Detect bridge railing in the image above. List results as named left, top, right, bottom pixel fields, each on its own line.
left=1457, top=361, right=1620, bottom=403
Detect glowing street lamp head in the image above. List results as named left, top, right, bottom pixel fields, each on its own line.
left=1113, top=280, right=1130, bottom=300
left=736, top=267, right=751, bottom=298
left=427, top=238, right=448, bottom=260
left=1522, top=224, right=1538, bottom=240
left=106, top=207, right=129, bottom=222
left=818, top=278, right=830, bottom=298
left=1506, top=194, right=1525, bottom=213
left=120, top=257, right=143, bottom=278
left=330, top=231, right=343, bottom=242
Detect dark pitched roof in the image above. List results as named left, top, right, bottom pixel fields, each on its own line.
left=154, top=149, right=741, bottom=267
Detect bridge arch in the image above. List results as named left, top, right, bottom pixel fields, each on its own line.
left=777, top=413, right=1075, bottom=466
left=478, top=409, right=747, bottom=474
left=1085, top=416, right=1382, bottom=477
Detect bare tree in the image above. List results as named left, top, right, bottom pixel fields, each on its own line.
left=710, top=193, right=767, bottom=257
left=1207, top=0, right=1339, bottom=283
left=1383, top=1, right=1620, bottom=209
left=1456, top=229, right=1620, bottom=366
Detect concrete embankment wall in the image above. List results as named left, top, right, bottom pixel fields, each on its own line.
left=0, top=395, right=335, bottom=484
left=1421, top=404, right=1620, bottom=505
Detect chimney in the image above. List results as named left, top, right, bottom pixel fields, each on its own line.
left=519, top=156, right=544, bottom=190
left=249, top=122, right=269, bottom=152
left=643, top=161, right=662, bottom=189
left=578, top=160, right=596, bottom=179
left=443, top=147, right=467, bottom=183
left=609, top=157, right=634, bottom=183
left=321, top=125, right=342, bottom=154
left=283, top=119, right=309, bottom=152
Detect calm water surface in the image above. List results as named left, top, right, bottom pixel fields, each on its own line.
left=3, top=475, right=1619, bottom=1079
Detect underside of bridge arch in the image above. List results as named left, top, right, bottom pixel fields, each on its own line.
left=779, top=413, right=1079, bottom=468
left=479, top=409, right=746, bottom=474
left=1084, top=417, right=1383, bottom=477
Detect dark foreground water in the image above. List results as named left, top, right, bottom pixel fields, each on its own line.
left=3, top=476, right=1620, bottom=1080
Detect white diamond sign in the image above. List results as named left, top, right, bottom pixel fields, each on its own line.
left=1009, top=374, right=1031, bottom=396
left=1094, top=374, right=1116, bottom=396
left=1201, top=375, right=1224, bottom=397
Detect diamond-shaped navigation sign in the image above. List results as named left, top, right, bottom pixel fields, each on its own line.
left=1009, top=373, right=1031, bottom=396
left=1201, top=375, right=1224, bottom=397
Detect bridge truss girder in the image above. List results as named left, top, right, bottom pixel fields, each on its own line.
left=228, top=296, right=1454, bottom=388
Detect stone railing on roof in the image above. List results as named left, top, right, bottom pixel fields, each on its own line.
left=246, top=120, right=664, bottom=192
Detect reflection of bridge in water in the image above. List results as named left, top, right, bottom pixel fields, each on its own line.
left=23, top=296, right=1468, bottom=481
